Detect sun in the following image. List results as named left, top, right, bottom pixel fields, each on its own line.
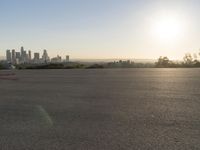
left=151, top=15, right=184, bottom=42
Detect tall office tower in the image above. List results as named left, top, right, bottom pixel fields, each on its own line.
left=22, top=50, right=27, bottom=63
left=20, top=46, right=24, bottom=57
left=11, top=49, right=16, bottom=64
left=20, top=46, right=24, bottom=51
left=16, top=52, right=20, bottom=60
left=20, top=46, right=26, bottom=63
left=42, top=49, right=50, bottom=63
left=28, top=50, right=31, bottom=61
left=16, top=52, right=21, bottom=64
left=34, top=53, right=40, bottom=63
left=16, top=52, right=21, bottom=59
left=6, top=50, right=12, bottom=62
left=66, top=55, right=70, bottom=62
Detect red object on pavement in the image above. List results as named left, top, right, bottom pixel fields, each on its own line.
left=0, top=72, right=18, bottom=80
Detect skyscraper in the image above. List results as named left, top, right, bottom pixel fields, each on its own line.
left=34, top=53, right=40, bottom=63
left=42, top=49, right=50, bottom=63
left=16, top=52, right=21, bottom=64
left=28, top=50, right=31, bottom=61
left=20, top=46, right=27, bottom=63
left=6, top=50, right=12, bottom=62
left=23, top=50, right=27, bottom=63
left=20, top=46, right=24, bottom=53
left=12, top=49, right=16, bottom=64
left=16, top=52, right=21, bottom=59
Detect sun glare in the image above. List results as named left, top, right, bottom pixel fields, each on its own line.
left=151, top=14, right=185, bottom=42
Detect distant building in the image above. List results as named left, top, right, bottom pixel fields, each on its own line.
left=12, top=49, right=16, bottom=64
left=34, top=53, right=40, bottom=63
left=6, top=50, right=12, bottom=63
left=20, top=46, right=24, bottom=52
left=28, top=50, right=31, bottom=62
left=20, top=47, right=24, bottom=58
left=15, top=52, right=21, bottom=64
left=26, top=53, right=29, bottom=62
left=51, top=55, right=62, bottom=63
left=42, top=49, right=50, bottom=63
left=66, top=55, right=69, bottom=62
left=23, top=51, right=27, bottom=63
left=20, top=47, right=27, bottom=63
left=15, top=59, right=19, bottom=64
left=4, top=46, right=70, bottom=65
left=16, top=52, right=20, bottom=58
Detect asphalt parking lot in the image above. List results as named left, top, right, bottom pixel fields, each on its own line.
left=0, top=68, right=200, bottom=150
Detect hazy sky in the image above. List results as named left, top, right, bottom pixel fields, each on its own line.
left=0, top=0, right=200, bottom=59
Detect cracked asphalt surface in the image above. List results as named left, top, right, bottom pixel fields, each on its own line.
left=0, top=68, right=200, bottom=150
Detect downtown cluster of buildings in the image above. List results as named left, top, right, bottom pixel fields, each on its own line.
left=6, top=47, right=70, bottom=64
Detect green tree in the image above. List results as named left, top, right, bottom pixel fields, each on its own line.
left=155, top=56, right=170, bottom=67
left=183, top=53, right=193, bottom=66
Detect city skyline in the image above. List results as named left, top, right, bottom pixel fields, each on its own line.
left=1, top=0, right=200, bottom=59
left=5, top=46, right=70, bottom=64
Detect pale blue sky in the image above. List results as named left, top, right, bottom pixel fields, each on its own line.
left=0, top=0, right=200, bottom=59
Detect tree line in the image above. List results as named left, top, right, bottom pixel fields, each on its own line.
left=155, top=51, right=200, bottom=68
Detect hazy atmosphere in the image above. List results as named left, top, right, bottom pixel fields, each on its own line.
left=1, top=1, right=200, bottom=149
left=1, top=0, right=200, bottom=59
